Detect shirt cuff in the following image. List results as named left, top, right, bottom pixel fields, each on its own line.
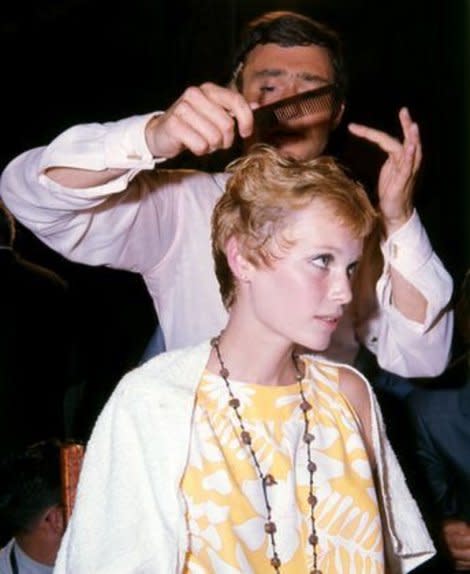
left=380, top=209, right=433, bottom=274
left=104, top=112, right=165, bottom=170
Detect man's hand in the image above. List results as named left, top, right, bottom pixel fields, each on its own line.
left=442, top=518, right=470, bottom=571
left=348, top=107, right=422, bottom=236
left=145, top=82, right=255, bottom=160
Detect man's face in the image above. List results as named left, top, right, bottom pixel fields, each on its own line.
left=240, top=43, right=343, bottom=160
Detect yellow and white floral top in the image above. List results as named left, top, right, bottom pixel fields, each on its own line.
left=181, top=357, right=384, bottom=573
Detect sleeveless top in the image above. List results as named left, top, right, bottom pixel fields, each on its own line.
left=181, top=357, right=384, bottom=573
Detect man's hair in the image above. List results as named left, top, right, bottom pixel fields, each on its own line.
left=212, top=144, right=376, bottom=309
left=0, top=440, right=62, bottom=536
left=232, top=11, right=347, bottom=97
left=0, top=200, right=15, bottom=247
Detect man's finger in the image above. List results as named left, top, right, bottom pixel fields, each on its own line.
left=200, top=82, right=253, bottom=138
left=348, top=123, right=402, bottom=155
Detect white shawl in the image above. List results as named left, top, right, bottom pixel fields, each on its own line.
left=54, top=341, right=435, bottom=573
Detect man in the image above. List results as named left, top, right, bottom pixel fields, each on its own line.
left=0, top=440, right=65, bottom=574
left=0, top=11, right=452, bottom=379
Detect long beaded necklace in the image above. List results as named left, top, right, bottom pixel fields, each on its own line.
left=211, top=335, right=322, bottom=574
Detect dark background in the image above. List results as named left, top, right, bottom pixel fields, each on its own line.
left=1, top=0, right=468, bottom=436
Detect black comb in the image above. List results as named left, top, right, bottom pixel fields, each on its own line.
left=253, top=84, right=340, bottom=131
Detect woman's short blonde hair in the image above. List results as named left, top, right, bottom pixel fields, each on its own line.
left=212, top=144, right=377, bottom=309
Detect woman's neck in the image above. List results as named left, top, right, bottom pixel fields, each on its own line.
left=207, top=321, right=299, bottom=387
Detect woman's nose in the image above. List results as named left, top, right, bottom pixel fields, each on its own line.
left=331, top=273, right=353, bottom=305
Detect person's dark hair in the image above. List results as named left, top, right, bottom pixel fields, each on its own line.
left=0, top=200, right=15, bottom=247
left=0, top=440, right=62, bottom=536
left=232, top=11, right=347, bottom=97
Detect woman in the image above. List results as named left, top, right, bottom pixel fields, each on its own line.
left=54, top=145, right=434, bottom=574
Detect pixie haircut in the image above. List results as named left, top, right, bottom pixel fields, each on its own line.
left=212, top=144, right=376, bottom=309
left=232, top=11, right=347, bottom=98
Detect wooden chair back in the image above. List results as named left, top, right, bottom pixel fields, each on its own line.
left=60, top=442, right=86, bottom=524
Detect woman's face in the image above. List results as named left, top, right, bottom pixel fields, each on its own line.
left=241, top=199, right=362, bottom=352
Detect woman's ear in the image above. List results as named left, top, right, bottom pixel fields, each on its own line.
left=225, top=236, right=253, bottom=282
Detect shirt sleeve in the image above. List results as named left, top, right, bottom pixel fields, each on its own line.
left=358, top=210, right=454, bottom=377
left=39, top=113, right=163, bottom=174
left=0, top=113, right=181, bottom=274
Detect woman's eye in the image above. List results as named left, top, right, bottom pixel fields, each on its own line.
left=260, top=85, right=276, bottom=93
left=347, top=262, right=358, bottom=279
left=311, top=255, right=331, bottom=269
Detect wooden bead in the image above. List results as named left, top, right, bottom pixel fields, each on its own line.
left=309, top=533, right=319, bottom=545
left=241, top=431, right=251, bottom=445
left=307, top=461, right=317, bottom=472
left=308, top=493, right=318, bottom=507
left=264, top=473, right=277, bottom=486
left=303, top=432, right=315, bottom=444
left=265, top=521, right=277, bottom=534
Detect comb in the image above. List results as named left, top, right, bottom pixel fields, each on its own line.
left=253, top=84, right=340, bottom=131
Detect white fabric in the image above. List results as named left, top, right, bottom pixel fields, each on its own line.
left=0, top=114, right=453, bottom=376
left=53, top=341, right=435, bottom=574
left=0, top=540, right=53, bottom=574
